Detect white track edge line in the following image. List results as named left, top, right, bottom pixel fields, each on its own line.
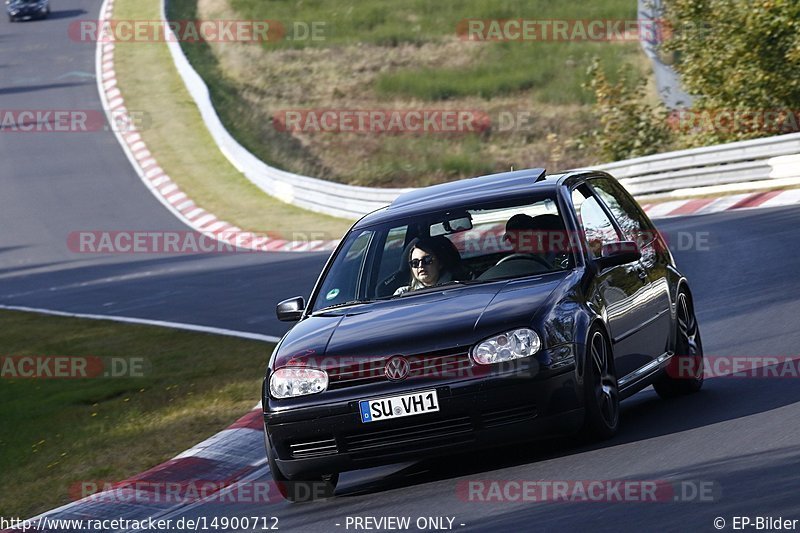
left=0, top=304, right=281, bottom=343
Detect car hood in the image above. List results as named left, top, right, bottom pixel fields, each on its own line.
left=273, top=273, right=568, bottom=368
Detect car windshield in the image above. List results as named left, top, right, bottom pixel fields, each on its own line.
left=311, top=192, right=574, bottom=312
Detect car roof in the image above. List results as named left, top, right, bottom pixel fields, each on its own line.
left=353, top=168, right=581, bottom=228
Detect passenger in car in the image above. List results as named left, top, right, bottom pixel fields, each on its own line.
left=500, top=213, right=568, bottom=267
left=394, top=237, right=456, bottom=295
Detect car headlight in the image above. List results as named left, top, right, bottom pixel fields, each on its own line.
left=269, top=367, right=328, bottom=398
left=472, top=328, right=541, bottom=365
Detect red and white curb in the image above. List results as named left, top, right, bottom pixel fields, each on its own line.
left=642, top=189, right=800, bottom=219
left=95, top=0, right=338, bottom=254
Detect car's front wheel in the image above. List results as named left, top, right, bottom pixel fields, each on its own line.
left=580, top=328, right=619, bottom=440
left=267, top=442, right=338, bottom=503
left=655, top=289, right=704, bottom=398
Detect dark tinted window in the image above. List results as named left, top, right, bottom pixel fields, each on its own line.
left=571, top=187, right=620, bottom=259
left=590, top=178, right=654, bottom=246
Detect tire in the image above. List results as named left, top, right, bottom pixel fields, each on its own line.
left=580, top=328, right=620, bottom=440
left=267, top=441, right=338, bottom=503
left=8, top=15, right=14, bottom=22
left=655, top=290, right=704, bottom=398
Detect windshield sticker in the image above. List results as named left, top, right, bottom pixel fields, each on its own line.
left=325, top=288, right=340, bottom=300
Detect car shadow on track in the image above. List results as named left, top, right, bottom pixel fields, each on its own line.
left=0, top=81, right=93, bottom=96
left=46, top=9, right=88, bottom=20
left=334, top=370, right=800, bottom=500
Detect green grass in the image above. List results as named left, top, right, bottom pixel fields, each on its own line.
left=228, top=0, right=641, bottom=103
left=112, top=0, right=354, bottom=239
left=375, top=43, right=639, bottom=104
left=0, top=310, right=273, bottom=518
left=164, top=0, right=649, bottom=187
left=229, top=0, right=638, bottom=49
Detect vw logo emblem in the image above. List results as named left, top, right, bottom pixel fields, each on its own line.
left=385, top=356, right=410, bottom=381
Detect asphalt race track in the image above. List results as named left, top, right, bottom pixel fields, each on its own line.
left=3, top=1, right=800, bottom=532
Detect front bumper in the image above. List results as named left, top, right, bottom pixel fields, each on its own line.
left=264, top=347, right=583, bottom=478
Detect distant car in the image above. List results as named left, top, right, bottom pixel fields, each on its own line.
left=6, top=0, right=50, bottom=22
left=263, top=168, right=704, bottom=501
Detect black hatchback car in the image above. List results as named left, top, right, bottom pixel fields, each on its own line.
left=263, top=168, right=703, bottom=501
left=6, top=0, right=50, bottom=22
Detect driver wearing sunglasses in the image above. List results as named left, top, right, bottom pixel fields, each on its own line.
left=394, top=237, right=454, bottom=296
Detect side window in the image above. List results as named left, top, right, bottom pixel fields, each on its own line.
left=571, top=188, right=620, bottom=259
left=376, top=225, right=409, bottom=283
left=590, top=178, right=653, bottom=246
left=315, top=230, right=373, bottom=308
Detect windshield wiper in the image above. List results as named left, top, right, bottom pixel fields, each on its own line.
left=314, top=299, right=372, bottom=313
left=396, top=279, right=480, bottom=297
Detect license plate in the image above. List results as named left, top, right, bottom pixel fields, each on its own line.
left=359, top=390, right=439, bottom=423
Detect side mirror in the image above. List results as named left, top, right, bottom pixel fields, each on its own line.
left=276, top=296, right=305, bottom=322
left=595, top=241, right=641, bottom=270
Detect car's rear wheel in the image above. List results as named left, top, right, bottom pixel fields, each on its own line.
left=267, top=442, right=338, bottom=503
left=580, top=328, right=619, bottom=440
left=655, top=290, right=704, bottom=398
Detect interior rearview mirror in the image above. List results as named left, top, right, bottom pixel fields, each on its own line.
left=276, top=296, right=305, bottom=322
left=430, top=215, right=473, bottom=236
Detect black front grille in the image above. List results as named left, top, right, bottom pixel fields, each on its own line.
left=327, top=349, right=475, bottom=389
left=327, top=360, right=385, bottom=389
left=344, top=416, right=475, bottom=460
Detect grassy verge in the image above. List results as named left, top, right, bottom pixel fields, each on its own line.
left=111, top=0, right=354, bottom=240
left=166, top=0, right=649, bottom=187
left=0, top=310, right=273, bottom=518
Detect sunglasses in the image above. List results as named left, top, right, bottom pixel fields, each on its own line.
left=409, top=255, right=436, bottom=268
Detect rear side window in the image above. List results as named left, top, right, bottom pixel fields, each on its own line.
left=571, top=187, right=620, bottom=259
left=590, top=178, right=654, bottom=246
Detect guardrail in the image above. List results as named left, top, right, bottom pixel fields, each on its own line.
left=594, top=133, right=800, bottom=196
left=162, top=0, right=800, bottom=219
